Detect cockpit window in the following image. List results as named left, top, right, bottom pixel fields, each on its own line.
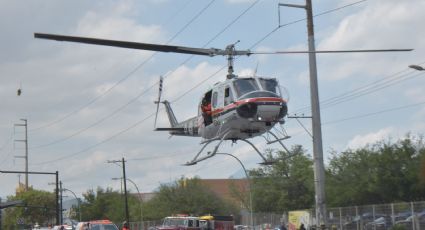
left=259, top=78, right=280, bottom=95
left=233, top=78, right=259, bottom=98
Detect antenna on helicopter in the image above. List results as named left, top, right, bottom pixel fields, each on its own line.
left=154, top=76, right=163, bottom=128
left=254, top=62, right=259, bottom=78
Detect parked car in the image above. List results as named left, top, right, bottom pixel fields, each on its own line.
left=364, top=216, right=392, bottom=230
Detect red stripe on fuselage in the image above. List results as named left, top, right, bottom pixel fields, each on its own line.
left=210, top=97, right=286, bottom=116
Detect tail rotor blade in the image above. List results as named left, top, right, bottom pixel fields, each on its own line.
left=154, top=76, right=163, bottom=128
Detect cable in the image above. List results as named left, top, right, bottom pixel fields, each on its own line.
left=293, top=67, right=425, bottom=114
left=29, top=0, right=257, bottom=149
left=30, top=0, right=366, bottom=165
left=28, top=0, right=218, bottom=148
left=29, top=0, right=214, bottom=132
left=323, top=100, right=425, bottom=125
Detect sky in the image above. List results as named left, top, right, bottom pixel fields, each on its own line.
left=1, top=0, right=424, bottom=200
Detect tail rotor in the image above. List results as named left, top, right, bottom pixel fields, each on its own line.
left=154, top=76, right=163, bottom=128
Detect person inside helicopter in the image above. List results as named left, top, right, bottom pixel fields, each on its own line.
left=201, top=91, right=212, bottom=126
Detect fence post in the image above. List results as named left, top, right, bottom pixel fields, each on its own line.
left=339, top=208, right=342, bottom=230
left=391, top=203, right=395, bottom=226
left=356, top=206, right=359, bottom=230
left=411, top=202, right=415, bottom=230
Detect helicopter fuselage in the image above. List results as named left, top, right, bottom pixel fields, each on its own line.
left=162, top=76, right=288, bottom=141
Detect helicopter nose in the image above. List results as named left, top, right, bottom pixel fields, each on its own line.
left=236, top=102, right=258, bottom=118
left=256, top=102, right=287, bottom=121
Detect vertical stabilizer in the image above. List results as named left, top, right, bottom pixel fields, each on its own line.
left=162, top=100, right=178, bottom=127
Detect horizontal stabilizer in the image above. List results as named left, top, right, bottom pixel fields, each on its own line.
left=155, top=127, right=185, bottom=131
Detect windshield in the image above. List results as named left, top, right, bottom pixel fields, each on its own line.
left=91, top=224, right=118, bottom=230
left=259, top=78, right=280, bottom=95
left=163, top=218, right=186, bottom=227
left=233, top=78, right=259, bottom=98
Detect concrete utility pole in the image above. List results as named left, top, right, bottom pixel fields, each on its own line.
left=14, top=119, right=29, bottom=191
left=279, top=0, right=327, bottom=227
left=107, top=158, right=130, bottom=224
left=60, top=181, right=63, bottom=225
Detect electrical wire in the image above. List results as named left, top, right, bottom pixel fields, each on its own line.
left=29, top=0, right=214, bottom=132
left=31, top=0, right=260, bottom=164
left=30, top=0, right=370, bottom=165
left=293, top=69, right=425, bottom=114
left=323, top=100, right=425, bottom=125
left=29, top=0, right=258, bottom=149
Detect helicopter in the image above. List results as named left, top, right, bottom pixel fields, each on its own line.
left=34, top=33, right=412, bottom=165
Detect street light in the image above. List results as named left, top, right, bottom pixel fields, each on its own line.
left=216, top=153, right=253, bottom=229
left=409, top=65, right=425, bottom=71
left=62, top=188, right=81, bottom=221
left=112, top=177, right=143, bottom=223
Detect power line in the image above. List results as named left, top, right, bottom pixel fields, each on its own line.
left=293, top=68, right=425, bottom=115
left=30, top=0, right=367, bottom=165
left=29, top=0, right=257, bottom=150
left=29, top=0, right=213, bottom=132
left=323, top=100, right=425, bottom=125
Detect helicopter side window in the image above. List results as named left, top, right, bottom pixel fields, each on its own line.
left=212, top=91, right=218, bottom=108
left=224, top=87, right=233, bottom=106
left=233, top=78, right=259, bottom=98
left=259, top=78, right=279, bottom=95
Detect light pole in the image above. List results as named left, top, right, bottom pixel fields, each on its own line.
left=62, top=188, right=81, bottom=221
left=216, top=153, right=253, bottom=229
left=113, top=177, right=143, bottom=223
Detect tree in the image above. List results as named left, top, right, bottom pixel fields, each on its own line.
left=80, top=187, right=140, bottom=223
left=326, top=135, right=425, bottom=206
left=248, top=146, right=315, bottom=213
left=142, top=177, right=239, bottom=220
left=3, top=188, right=56, bottom=229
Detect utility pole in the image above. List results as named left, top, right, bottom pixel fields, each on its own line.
left=279, top=0, right=327, bottom=227
left=107, top=158, right=130, bottom=224
left=14, top=119, right=29, bottom=191
left=60, top=181, right=63, bottom=225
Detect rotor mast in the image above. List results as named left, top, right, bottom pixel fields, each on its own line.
left=225, top=41, right=239, bottom=79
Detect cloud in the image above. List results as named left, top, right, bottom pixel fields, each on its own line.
left=317, top=0, right=425, bottom=81
left=346, top=127, right=395, bottom=149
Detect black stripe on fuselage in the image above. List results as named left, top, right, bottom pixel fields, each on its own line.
left=212, top=101, right=283, bottom=117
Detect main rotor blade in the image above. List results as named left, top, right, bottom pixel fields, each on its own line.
left=34, top=33, right=218, bottom=56
left=251, top=49, right=413, bottom=54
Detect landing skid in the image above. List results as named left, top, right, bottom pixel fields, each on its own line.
left=183, top=134, right=275, bottom=166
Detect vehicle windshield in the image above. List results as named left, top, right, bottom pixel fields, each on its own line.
left=91, top=224, right=118, bottom=230
left=233, top=78, right=259, bottom=98
left=163, top=218, right=186, bottom=227
left=259, top=78, right=280, bottom=95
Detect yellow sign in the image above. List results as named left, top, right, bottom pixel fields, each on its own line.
left=288, top=211, right=310, bottom=230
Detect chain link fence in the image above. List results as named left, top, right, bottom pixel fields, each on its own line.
left=128, top=201, right=425, bottom=230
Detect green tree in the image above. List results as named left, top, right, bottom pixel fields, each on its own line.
left=3, top=189, right=56, bottom=229
left=142, top=177, right=239, bottom=220
left=80, top=187, right=140, bottom=223
left=326, top=135, right=425, bottom=206
left=249, top=146, right=315, bottom=213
